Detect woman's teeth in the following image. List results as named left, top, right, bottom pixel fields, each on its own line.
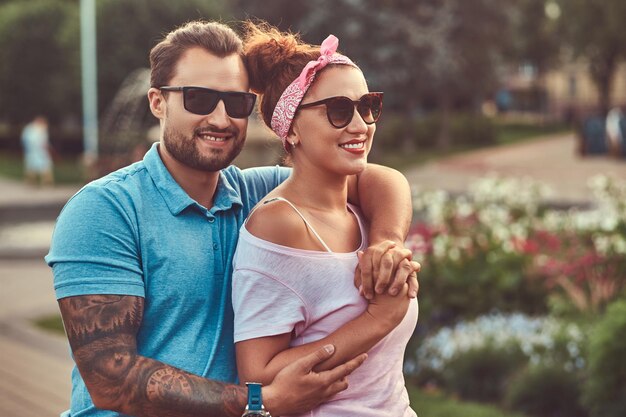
left=340, top=142, right=364, bottom=149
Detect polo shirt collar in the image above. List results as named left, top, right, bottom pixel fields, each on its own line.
left=143, top=143, right=242, bottom=215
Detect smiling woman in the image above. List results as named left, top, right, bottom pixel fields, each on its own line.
left=229, top=21, right=419, bottom=417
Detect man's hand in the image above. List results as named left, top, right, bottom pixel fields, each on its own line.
left=354, top=241, right=420, bottom=300
left=263, top=345, right=366, bottom=416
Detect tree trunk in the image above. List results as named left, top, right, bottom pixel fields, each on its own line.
left=590, top=48, right=618, bottom=117
left=437, top=92, right=452, bottom=150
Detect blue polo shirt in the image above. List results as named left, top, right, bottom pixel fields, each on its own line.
left=46, top=143, right=289, bottom=416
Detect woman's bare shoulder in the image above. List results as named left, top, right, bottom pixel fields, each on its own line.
left=245, top=199, right=310, bottom=248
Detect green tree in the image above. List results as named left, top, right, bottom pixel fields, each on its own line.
left=95, top=0, right=228, bottom=117
left=234, top=0, right=515, bottom=149
left=557, top=0, right=626, bottom=115
left=0, top=0, right=79, bottom=124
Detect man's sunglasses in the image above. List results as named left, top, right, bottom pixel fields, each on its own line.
left=159, top=86, right=256, bottom=118
left=298, top=92, right=384, bottom=129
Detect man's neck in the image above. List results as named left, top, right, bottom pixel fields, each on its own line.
left=157, top=144, right=220, bottom=209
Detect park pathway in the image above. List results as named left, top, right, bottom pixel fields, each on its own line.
left=402, top=132, right=626, bottom=205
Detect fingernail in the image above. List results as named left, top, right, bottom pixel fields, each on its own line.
left=389, top=288, right=398, bottom=296
left=357, top=251, right=363, bottom=259
left=410, top=289, right=417, bottom=298
left=324, top=344, right=335, bottom=354
left=358, top=285, right=363, bottom=295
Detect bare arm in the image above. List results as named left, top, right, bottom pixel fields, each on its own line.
left=59, top=295, right=363, bottom=417
left=59, top=295, right=247, bottom=417
left=348, top=164, right=419, bottom=299
left=349, top=164, right=413, bottom=245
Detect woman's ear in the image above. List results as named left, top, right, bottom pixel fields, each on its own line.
left=148, top=88, right=166, bottom=120
left=287, top=122, right=300, bottom=148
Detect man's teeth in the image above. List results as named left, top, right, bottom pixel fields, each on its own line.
left=199, top=134, right=226, bottom=142
left=340, top=142, right=364, bottom=149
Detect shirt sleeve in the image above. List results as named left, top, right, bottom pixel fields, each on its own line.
left=232, top=267, right=307, bottom=343
left=45, top=184, right=145, bottom=299
left=239, top=165, right=291, bottom=207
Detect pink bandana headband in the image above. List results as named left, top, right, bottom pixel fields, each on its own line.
left=270, top=35, right=358, bottom=147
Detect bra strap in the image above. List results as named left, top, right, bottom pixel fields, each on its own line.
left=255, top=197, right=333, bottom=253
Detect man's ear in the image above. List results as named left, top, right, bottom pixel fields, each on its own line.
left=148, top=88, right=166, bottom=120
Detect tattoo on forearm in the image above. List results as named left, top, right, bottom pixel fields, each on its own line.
left=58, top=295, right=248, bottom=416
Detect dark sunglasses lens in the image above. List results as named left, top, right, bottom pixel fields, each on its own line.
left=184, top=88, right=219, bottom=115
left=223, top=93, right=256, bottom=118
left=326, top=97, right=355, bottom=128
left=357, top=94, right=382, bottom=124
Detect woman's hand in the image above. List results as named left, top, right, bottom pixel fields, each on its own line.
left=365, top=282, right=411, bottom=331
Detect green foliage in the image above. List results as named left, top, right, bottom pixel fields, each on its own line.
left=583, top=299, right=626, bottom=417
left=376, top=112, right=496, bottom=151
left=443, top=345, right=527, bottom=402
left=95, top=0, right=227, bottom=116
left=0, top=0, right=227, bottom=126
left=0, top=0, right=80, bottom=124
left=407, top=385, right=527, bottom=417
left=0, top=150, right=84, bottom=184
left=34, top=314, right=66, bottom=335
left=409, top=175, right=626, bottom=325
left=505, top=365, right=588, bottom=417
left=557, top=0, right=626, bottom=112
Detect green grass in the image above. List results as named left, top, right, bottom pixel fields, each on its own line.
left=408, top=385, right=528, bottom=417
left=0, top=151, right=85, bottom=184
left=33, top=313, right=527, bottom=417
left=34, top=314, right=66, bottom=335
left=495, top=121, right=570, bottom=145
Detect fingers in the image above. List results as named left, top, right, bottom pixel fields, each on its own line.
left=408, top=261, right=420, bottom=298
left=325, top=378, right=349, bottom=397
left=374, top=250, right=395, bottom=295
left=359, top=241, right=396, bottom=299
left=357, top=251, right=374, bottom=300
left=370, top=241, right=396, bottom=293
left=385, top=248, right=414, bottom=296
left=321, top=353, right=367, bottom=387
left=296, top=344, right=336, bottom=372
left=353, top=263, right=362, bottom=293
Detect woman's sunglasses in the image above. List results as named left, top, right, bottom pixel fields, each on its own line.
left=298, top=92, right=384, bottom=129
left=159, top=86, right=257, bottom=119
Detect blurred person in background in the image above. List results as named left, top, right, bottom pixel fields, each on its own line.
left=606, top=106, right=624, bottom=157
left=21, top=115, right=54, bottom=186
left=46, top=20, right=419, bottom=417
left=231, top=23, right=418, bottom=417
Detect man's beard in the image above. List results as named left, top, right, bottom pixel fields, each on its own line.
left=162, top=124, right=245, bottom=172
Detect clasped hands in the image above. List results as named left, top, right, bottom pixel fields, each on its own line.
left=354, top=240, right=420, bottom=300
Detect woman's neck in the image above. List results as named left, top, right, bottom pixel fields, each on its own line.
left=283, top=164, right=350, bottom=213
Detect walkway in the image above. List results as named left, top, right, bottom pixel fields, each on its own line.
left=402, top=132, right=625, bottom=205
left=0, top=179, right=79, bottom=416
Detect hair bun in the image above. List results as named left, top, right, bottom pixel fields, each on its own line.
left=243, top=21, right=316, bottom=95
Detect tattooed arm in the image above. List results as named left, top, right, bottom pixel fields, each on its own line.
left=59, top=294, right=365, bottom=417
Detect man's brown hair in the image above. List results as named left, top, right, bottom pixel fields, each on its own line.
left=149, top=21, right=243, bottom=88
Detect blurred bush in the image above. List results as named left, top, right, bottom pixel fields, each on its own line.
left=376, top=112, right=496, bottom=151
left=583, top=300, right=626, bottom=417
left=505, top=365, right=587, bottom=417
left=408, top=312, right=590, bottom=413
left=443, top=344, right=526, bottom=402
left=407, top=175, right=626, bottom=327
